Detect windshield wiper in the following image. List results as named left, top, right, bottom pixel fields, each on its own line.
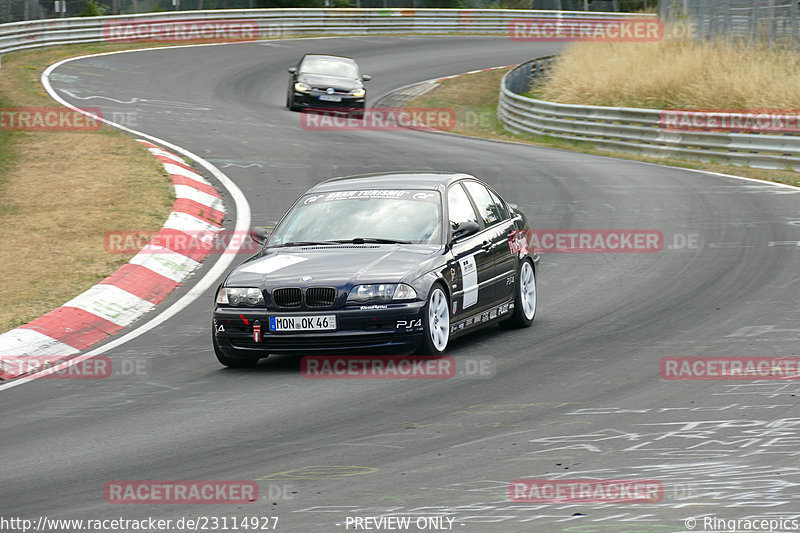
left=277, top=241, right=341, bottom=247
left=332, top=237, right=412, bottom=245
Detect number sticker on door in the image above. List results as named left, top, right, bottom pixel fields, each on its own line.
left=460, top=255, right=478, bottom=309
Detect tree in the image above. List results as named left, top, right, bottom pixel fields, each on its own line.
left=79, top=0, right=108, bottom=16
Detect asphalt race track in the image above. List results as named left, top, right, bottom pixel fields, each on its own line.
left=2, top=36, right=800, bottom=532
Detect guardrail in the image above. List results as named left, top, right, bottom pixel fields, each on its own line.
left=0, top=9, right=655, bottom=56
left=498, top=56, right=800, bottom=171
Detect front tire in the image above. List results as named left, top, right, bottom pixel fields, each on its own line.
left=286, top=93, right=299, bottom=112
left=417, top=284, right=450, bottom=355
left=502, top=259, right=536, bottom=328
left=349, top=107, right=365, bottom=120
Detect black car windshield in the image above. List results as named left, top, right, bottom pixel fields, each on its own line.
left=269, top=189, right=442, bottom=246
left=300, top=58, right=359, bottom=78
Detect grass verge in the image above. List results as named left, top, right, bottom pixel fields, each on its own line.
left=404, top=68, right=800, bottom=189
left=0, top=44, right=180, bottom=334
left=539, top=39, right=800, bottom=109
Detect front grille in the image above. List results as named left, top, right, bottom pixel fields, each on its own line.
left=273, top=288, right=301, bottom=308
left=312, top=87, right=350, bottom=94
left=306, top=287, right=337, bottom=307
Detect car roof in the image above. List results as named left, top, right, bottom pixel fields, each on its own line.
left=301, top=54, right=357, bottom=64
left=310, top=172, right=478, bottom=193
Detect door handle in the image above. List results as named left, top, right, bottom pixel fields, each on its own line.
left=481, top=240, right=493, bottom=251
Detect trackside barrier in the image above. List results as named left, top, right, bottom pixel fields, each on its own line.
left=498, top=55, right=800, bottom=170
left=0, top=9, right=654, bottom=56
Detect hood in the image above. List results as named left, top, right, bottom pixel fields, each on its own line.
left=225, top=245, right=441, bottom=288
left=298, top=73, right=362, bottom=92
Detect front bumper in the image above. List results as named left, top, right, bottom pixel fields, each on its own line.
left=292, top=91, right=365, bottom=110
left=213, top=302, right=425, bottom=356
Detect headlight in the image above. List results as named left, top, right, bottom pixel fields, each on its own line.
left=294, top=82, right=311, bottom=92
left=350, top=88, right=365, bottom=97
left=347, top=283, right=417, bottom=304
left=216, top=287, right=265, bottom=307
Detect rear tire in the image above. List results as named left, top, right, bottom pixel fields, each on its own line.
left=417, top=284, right=450, bottom=355
left=213, top=328, right=261, bottom=368
left=502, top=259, right=536, bottom=328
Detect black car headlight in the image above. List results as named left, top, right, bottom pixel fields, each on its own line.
left=216, top=287, right=265, bottom=307
left=347, top=283, right=417, bottom=304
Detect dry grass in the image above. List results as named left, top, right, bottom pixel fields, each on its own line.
left=406, top=68, right=513, bottom=138
left=539, top=38, right=800, bottom=109
left=406, top=68, right=800, bottom=189
left=0, top=46, right=174, bottom=333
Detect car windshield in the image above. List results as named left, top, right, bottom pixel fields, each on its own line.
left=269, top=189, right=442, bottom=246
left=300, top=58, right=359, bottom=78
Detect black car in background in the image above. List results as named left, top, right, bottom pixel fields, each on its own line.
left=286, top=54, right=371, bottom=114
left=212, top=172, right=539, bottom=367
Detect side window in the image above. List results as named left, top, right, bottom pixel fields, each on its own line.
left=447, top=184, right=479, bottom=233
left=487, top=188, right=510, bottom=221
left=464, top=181, right=503, bottom=228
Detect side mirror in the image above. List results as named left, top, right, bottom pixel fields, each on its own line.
left=288, top=67, right=297, bottom=74
left=249, top=227, right=270, bottom=245
left=452, top=220, right=480, bottom=241
left=362, top=74, right=372, bottom=82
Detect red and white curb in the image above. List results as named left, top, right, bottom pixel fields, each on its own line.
left=0, top=140, right=225, bottom=380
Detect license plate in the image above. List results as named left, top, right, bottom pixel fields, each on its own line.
left=319, top=94, right=341, bottom=102
left=269, top=315, right=336, bottom=332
